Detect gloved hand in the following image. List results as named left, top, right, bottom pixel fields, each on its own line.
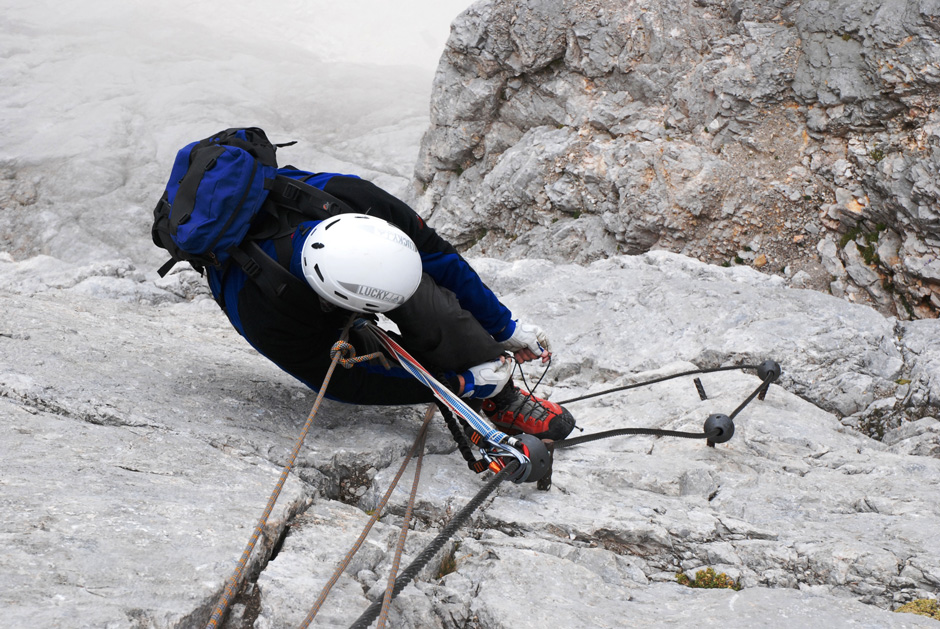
left=460, top=356, right=513, bottom=399
left=499, top=321, right=552, bottom=363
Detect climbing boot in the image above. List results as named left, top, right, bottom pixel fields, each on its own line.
left=482, top=381, right=575, bottom=441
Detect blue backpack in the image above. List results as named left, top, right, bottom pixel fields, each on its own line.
left=152, top=127, right=355, bottom=307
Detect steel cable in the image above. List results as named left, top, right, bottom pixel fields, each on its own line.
left=299, top=404, right=436, bottom=628
left=558, top=364, right=760, bottom=405
left=348, top=461, right=518, bottom=629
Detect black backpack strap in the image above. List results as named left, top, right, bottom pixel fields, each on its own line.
left=257, top=175, right=360, bottom=274
left=265, top=175, right=357, bottom=219
left=246, top=197, right=307, bottom=269
left=172, top=144, right=228, bottom=232
left=228, top=241, right=321, bottom=312
left=152, top=191, right=212, bottom=277
left=188, top=172, right=360, bottom=312
left=157, top=258, right=178, bottom=277
left=204, top=127, right=281, bottom=168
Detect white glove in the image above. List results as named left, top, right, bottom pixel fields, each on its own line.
left=499, top=321, right=551, bottom=360
left=461, top=357, right=513, bottom=399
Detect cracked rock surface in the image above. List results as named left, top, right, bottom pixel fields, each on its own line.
left=2, top=253, right=939, bottom=627
left=2, top=1, right=940, bottom=625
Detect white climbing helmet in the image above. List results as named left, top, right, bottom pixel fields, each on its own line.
left=300, top=214, right=422, bottom=313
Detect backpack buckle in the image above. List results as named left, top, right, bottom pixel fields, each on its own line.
left=281, top=181, right=300, bottom=201
left=239, top=255, right=261, bottom=278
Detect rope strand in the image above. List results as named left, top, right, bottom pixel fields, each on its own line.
left=348, top=461, right=518, bottom=629
left=299, top=404, right=436, bottom=628
left=377, top=420, right=428, bottom=628
left=206, top=315, right=357, bottom=628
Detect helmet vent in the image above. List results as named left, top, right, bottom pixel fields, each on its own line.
left=299, top=212, right=421, bottom=314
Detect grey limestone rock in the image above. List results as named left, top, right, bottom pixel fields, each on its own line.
left=3, top=254, right=940, bottom=627
left=416, top=0, right=940, bottom=320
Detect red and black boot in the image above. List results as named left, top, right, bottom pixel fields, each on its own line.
left=482, top=381, right=576, bottom=441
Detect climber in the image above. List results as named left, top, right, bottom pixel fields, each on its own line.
left=205, top=170, right=576, bottom=442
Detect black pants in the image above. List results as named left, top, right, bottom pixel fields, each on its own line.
left=239, top=274, right=504, bottom=405
left=384, top=274, right=504, bottom=372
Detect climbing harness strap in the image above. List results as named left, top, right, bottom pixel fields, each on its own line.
left=436, top=402, right=487, bottom=472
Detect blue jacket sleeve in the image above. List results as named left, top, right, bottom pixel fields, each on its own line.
left=313, top=174, right=516, bottom=340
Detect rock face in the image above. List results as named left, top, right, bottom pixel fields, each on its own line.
left=415, top=0, right=940, bottom=320
left=2, top=253, right=940, bottom=627
left=3, top=2, right=940, bottom=625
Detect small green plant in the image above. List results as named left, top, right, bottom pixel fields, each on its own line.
left=676, top=567, right=742, bottom=591
left=436, top=545, right=459, bottom=580
left=895, top=599, right=940, bottom=620
left=572, top=210, right=582, bottom=219
left=466, top=228, right=488, bottom=249
left=895, top=378, right=912, bottom=385
left=734, top=255, right=745, bottom=264
left=870, top=148, right=885, bottom=162
left=900, top=295, right=915, bottom=318
left=839, top=225, right=863, bottom=249
left=842, top=33, right=852, bottom=41
left=858, top=242, right=880, bottom=266
left=853, top=223, right=887, bottom=266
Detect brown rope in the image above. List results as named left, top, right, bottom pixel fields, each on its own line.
left=298, top=403, right=436, bottom=628
left=206, top=315, right=357, bottom=629
left=330, top=340, right=390, bottom=370
left=377, top=415, right=428, bottom=628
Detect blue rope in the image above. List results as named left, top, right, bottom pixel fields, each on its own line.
left=358, top=321, right=509, bottom=446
